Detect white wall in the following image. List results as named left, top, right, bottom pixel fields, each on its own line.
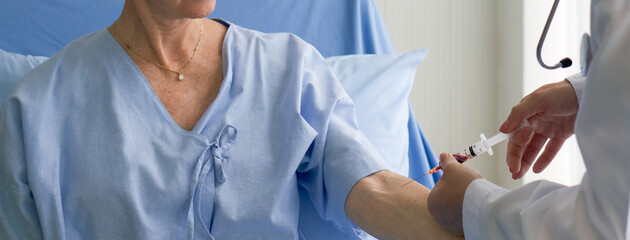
left=494, top=0, right=527, bottom=189
left=374, top=0, right=587, bottom=188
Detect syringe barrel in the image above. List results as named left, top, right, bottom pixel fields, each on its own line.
left=452, top=141, right=485, bottom=163
left=451, top=121, right=529, bottom=164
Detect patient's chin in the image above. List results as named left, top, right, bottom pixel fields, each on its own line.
left=187, top=0, right=216, bottom=18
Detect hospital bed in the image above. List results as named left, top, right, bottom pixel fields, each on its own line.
left=0, top=1, right=440, bottom=238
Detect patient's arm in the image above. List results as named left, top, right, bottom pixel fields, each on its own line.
left=346, top=170, right=462, bottom=240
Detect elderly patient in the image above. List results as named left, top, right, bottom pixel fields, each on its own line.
left=0, top=0, right=459, bottom=239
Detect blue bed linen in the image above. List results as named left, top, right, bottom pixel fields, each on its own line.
left=0, top=24, right=389, bottom=239
left=211, top=0, right=394, bottom=57
left=0, top=0, right=393, bottom=58
left=0, top=1, right=123, bottom=57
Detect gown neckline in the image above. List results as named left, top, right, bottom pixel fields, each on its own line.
left=105, top=20, right=235, bottom=137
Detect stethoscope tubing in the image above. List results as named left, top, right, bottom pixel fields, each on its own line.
left=537, top=0, right=563, bottom=69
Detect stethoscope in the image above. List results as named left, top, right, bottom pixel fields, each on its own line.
left=538, top=0, right=592, bottom=75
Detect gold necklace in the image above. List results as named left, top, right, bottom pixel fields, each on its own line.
left=110, top=21, right=203, bottom=81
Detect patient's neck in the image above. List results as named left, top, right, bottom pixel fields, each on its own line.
left=112, top=0, right=202, bottom=69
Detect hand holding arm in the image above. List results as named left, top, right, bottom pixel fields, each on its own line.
left=426, top=153, right=482, bottom=235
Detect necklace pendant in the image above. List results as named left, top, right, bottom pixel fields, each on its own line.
left=178, top=74, right=184, bottom=80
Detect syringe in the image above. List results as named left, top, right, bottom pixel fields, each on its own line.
left=402, top=121, right=529, bottom=186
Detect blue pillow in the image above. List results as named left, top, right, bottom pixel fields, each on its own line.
left=0, top=49, right=48, bottom=103
left=326, top=49, right=426, bottom=175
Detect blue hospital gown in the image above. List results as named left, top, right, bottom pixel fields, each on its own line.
left=0, top=23, right=389, bottom=239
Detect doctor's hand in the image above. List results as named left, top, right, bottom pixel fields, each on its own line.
left=427, top=153, right=482, bottom=236
left=502, top=80, right=578, bottom=179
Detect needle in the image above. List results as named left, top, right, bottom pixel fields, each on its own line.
left=400, top=166, right=442, bottom=186
left=400, top=174, right=429, bottom=186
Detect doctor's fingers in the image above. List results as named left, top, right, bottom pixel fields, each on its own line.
left=501, top=95, right=545, bottom=133
left=512, top=134, right=548, bottom=179
left=532, top=138, right=566, bottom=173
left=506, top=128, right=535, bottom=174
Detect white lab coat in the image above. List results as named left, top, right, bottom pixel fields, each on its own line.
left=462, top=0, right=630, bottom=239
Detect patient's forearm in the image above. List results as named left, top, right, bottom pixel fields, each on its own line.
left=345, top=170, right=461, bottom=240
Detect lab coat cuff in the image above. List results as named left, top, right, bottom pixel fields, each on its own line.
left=462, top=178, right=508, bottom=240
left=566, top=73, right=586, bottom=105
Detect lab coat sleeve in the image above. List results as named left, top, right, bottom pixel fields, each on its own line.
left=566, top=73, right=586, bottom=104
left=0, top=97, right=44, bottom=239
left=462, top=177, right=608, bottom=239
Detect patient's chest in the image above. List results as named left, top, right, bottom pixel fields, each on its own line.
left=40, top=89, right=317, bottom=239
